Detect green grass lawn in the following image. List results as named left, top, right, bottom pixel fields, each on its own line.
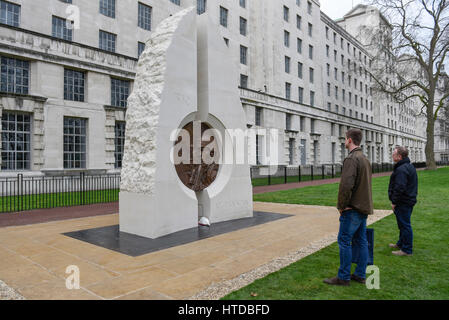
left=223, top=167, right=449, bottom=300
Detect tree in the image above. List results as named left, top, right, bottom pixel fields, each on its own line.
left=364, top=0, right=449, bottom=169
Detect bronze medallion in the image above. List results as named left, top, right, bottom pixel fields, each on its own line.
left=174, top=121, right=219, bottom=192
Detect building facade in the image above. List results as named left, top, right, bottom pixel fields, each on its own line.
left=0, top=0, right=428, bottom=177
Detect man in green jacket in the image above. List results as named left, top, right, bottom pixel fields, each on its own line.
left=324, top=128, right=374, bottom=286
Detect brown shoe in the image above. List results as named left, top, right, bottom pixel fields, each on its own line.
left=392, top=250, right=412, bottom=256
left=323, top=276, right=350, bottom=286
left=389, top=243, right=400, bottom=249
left=350, top=274, right=366, bottom=284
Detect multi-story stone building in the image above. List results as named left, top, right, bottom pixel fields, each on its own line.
left=435, top=71, right=449, bottom=163
left=0, top=0, right=427, bottom=177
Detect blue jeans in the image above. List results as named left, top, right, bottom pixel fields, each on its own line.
left=337, top=210, right=368, bottom=281
left=394, top=205, right=413, bottom=254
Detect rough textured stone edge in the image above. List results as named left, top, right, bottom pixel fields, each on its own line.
left=189, top=208, right=392, bottom=300
left=0, top=280, right=25, bottom=300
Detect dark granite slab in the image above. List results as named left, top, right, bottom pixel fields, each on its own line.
left=63, top=211, right=292, bottom=257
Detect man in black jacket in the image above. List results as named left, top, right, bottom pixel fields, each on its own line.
left=388, top=146, right=418, bottom=256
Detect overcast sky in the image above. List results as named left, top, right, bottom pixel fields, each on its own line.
left=319, top=0, right=365, bottom=20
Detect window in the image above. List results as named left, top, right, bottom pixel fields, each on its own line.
left=308, top=23, right=313, bottom=37
left=311, top=119, right=315, bottom=133
left=297, top=62, right=303, bottom=79
left=310, top=91, right=315, bottom=106
left=285, top=82, right=291, bottom=100
left=334, top=67, right=338, bottom=80
left=111, top=78, right=130, bottom=108
left=63, top=117, right=87, bottom=169
left=307, top=1, right=312, bottom=14
left=283, top=6, right=289, bottom=22
left=309, top=67, right=314, bottom=83
left=240, top=74, right=248, bottom=88
left=285, top=56, right=291, bottom=73
left=289, top=138, right=295, bottom=165
left=138, top=42, right=145, bottom=57
left=169, top=0, right=180, bottom=5
left=197, top=0, right=206, bottom=14
left=223, top=37, right=229, bottom=46
left=240, top=45, right=247, bottom=65
left=220, top=6, right=228, bottom=27
left=327, top=83, right=330, bottom=96
left=335, top=86, right=338, bottom=99
left=240, top=17, right=247, bottom=36
left=296, top=15, right=301, bottom=29
left=284, top=30, right=290, bottom=47
left=298, top=87, right=304, bottom=103
left=1, top=112, right=31, bottom=170
left=286, top=114, right=292, bottom=130
left=325, top=26, right=329, bottom=39
left=64, top=69, right=85, bottom=102
left=332, top=142, right=336, bottom=163
left=138, top=2, right=152, bottom=30
left=255, top=107, right=262, bottom=126
left=115, top=122, right=125, bottom=168
left=0, top=56, right=29, bottom=94
left=326, top=63, right=330, bottom=76
left=99, top=0, right=115, bottom=18
left=99, top=30, right=116, bottom=52
left=0, top=0, right=20, bottom=27
left=240, top=0, right=246, bottom=8
left=256, top=135, right=262, bottom=165
left=297, top=38, right=302, bottom=54
left=52, top=16, right=73, bottom=41
left=308, top=45, right=313, bottom=60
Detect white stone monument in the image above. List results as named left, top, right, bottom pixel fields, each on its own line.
left=119, top=7, right=253, bottom=239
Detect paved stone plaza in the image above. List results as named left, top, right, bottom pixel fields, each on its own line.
left=0, top=202, right=391, bottom=300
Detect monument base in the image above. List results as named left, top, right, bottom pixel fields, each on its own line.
left=65, top=211, right=292, bottom=257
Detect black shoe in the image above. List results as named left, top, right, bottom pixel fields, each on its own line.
left=323, top=276, right=350, bottom=286
left=350, top=274, right=366, bottom=284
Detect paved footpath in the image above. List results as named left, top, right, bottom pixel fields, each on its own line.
left=0, top=202, right=392, bottom=300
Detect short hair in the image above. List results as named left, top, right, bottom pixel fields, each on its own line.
left=395, top=146, right=409, bottom=159
left=346, top=128, right=362, bottom=146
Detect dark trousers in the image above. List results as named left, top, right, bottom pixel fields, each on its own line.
left=394, top=205, right=414, bottom=254
left=337, top=210, right=368, bottom=281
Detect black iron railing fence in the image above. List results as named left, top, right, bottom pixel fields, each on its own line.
left=0, top=173, right=120, bottom=213
left=0, top=161, right=446, bottom=213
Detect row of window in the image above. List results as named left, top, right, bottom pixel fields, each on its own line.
left=1, top=56, right=131, bottom=107
left=1, top=112, right=125, bottom=170
left=326, top=83, right=373, bottom=109
left=0, top=0, right=151, bottom=55
left=284, top=82, right=315, bottom=106
left=325, top=24, right=371, bottom=67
